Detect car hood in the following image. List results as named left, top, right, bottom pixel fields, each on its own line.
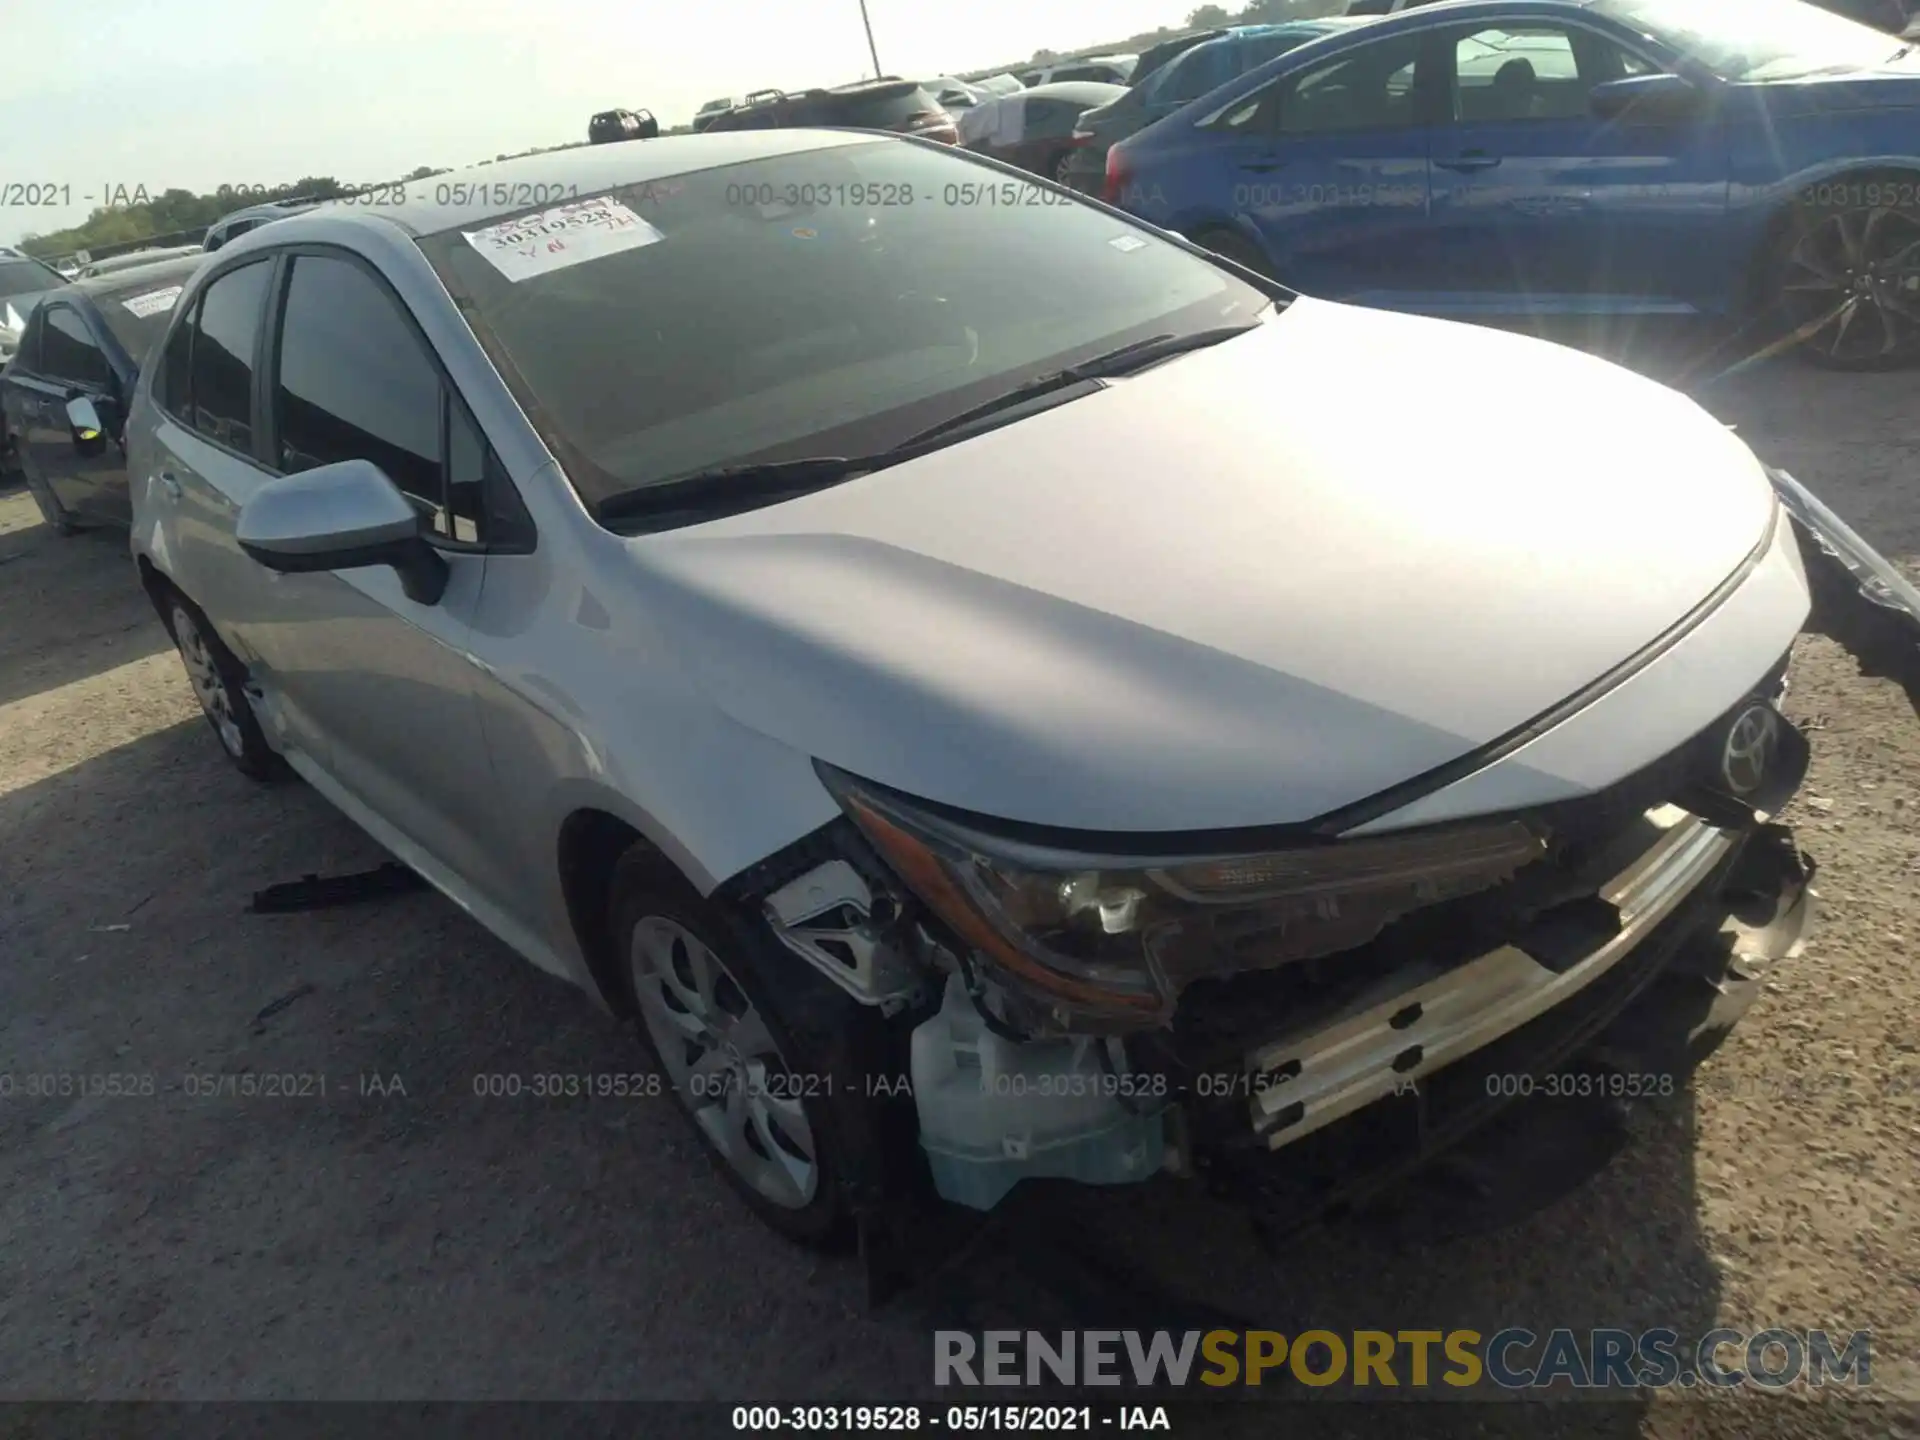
left=630, top=299, right=1779, bottom=834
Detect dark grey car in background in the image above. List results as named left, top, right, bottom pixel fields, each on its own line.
left=205, top=200, right=320, bottom=252
left=1057, top=21, right=1360, bottom=196
left=1, top=255, right=202, bottom=532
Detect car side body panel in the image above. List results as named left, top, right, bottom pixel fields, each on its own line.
left=1113, top=0, right=1920, bottom=318
left=127, top=213, right=851, bottom=1009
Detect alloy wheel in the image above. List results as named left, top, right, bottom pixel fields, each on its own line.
left=1779, top=205, right=1920, bottom=365
left=171, top=602, right=246, bottom=759
left=628, top=915, right=819, bottom=1210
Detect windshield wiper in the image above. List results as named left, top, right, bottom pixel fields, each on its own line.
left=595, top=322, right=1261, bottom=527
left=894, top=323, right=1261, bottom=449
left=596, top=456, right=870, bottom=524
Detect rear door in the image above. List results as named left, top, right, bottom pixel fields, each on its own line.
left=147, top=258, right=285, bottom=690
left=1225, top=29, right=1438, bottom=298
left=1424, top=19, right=1729, bottom=310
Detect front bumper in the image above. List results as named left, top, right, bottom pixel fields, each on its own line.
left=1194, top=811, right=1813, bottom=1236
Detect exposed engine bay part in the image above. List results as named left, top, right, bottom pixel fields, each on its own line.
left=909, top=973, right=1168, bottom=1210
left=760, top=858, right=926, bottom=1008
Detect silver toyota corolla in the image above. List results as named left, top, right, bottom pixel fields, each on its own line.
left=126, top=130, right=1887, bottom=1251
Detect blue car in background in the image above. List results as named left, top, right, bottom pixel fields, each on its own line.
left=1057, top=21, right=1370, bottom=195
left=1107, top=0, right=1920, bottom=367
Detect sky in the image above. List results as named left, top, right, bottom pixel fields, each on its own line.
left=0, top=0, right=1184, bottom=245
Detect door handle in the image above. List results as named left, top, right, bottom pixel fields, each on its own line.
left=1436, top=152, right=1501, bottom=173
left=158, top=471, right=182, bottom=501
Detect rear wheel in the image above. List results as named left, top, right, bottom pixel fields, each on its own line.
left=165, top=594, right=285, bottom=781
left=1768, top=179, right=1920, bottom=370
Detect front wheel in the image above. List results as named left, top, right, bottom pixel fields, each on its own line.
left=611, top=852, right=863, bottom=1248
left=1769, top=183, right=1920, bottom=370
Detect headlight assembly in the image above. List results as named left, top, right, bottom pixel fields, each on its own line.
left=820, top=765, right=1548, bottom=1031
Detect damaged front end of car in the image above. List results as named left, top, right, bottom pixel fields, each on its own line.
left=728, top=472, right=1913, bottom=1270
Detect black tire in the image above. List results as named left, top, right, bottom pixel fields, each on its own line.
left=161, top=588, right=287, bottom=781
left=608, top=849, right=865, bottom=1248
left=1050, top=152, right=1075, bottom=187
left=16, top=444, right=79, bottom=536
left=1188, top=226, right=1276, bottom=281
left=1765, top=173, right=1920, bottom=371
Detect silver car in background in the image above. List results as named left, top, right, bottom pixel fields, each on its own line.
left=128, top=132, right=1841, bottom=1251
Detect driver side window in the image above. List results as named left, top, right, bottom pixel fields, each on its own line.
left=41, top=307, right=112, bottom=390
left=1449, top=24, right=1645, bottom=123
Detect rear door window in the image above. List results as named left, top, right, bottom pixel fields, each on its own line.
left=1279, top=33, right=1427, bottom=133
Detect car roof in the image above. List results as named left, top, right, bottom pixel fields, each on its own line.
left=82, top=246, right=203, bottom=273
left=229, top=131, right=881, bottom=242
left=70, top=254, right=207, bottom=299
left=216, top=198, right=316, bottom=225
left=1018, top=81, right=1131, bottom=103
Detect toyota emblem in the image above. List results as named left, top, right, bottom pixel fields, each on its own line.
left=1720, top=704, right=1781, bottom=796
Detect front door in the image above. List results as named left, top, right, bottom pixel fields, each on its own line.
left=1424, top=20, right=1730, bottom=313
left=243, top=249, right=512, bottom=906
left=19, top=304, right=126, bottom=520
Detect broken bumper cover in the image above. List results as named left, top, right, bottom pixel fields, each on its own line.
left=1771, top=466, right=1920, bottom=671
left=1244, top=807, right=1749, bottom=1149
left=1205, top=814, right=1814, bottom=1232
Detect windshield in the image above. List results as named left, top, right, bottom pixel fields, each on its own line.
left=419, top=139, right=1268, bottom=513
left=0, top=258, right=68, bottom=300
left=1595, top=0, right=1908, bottom=80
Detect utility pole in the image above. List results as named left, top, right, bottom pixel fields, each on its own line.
left=858, top=0, right=883, bottom=77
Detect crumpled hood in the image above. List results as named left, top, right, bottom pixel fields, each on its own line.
left=630, top=298, right=1779, bottom=834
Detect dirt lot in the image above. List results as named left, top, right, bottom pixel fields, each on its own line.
left=1, top=339, right=1917, bottom=1435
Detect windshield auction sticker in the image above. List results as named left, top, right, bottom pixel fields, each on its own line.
left=463, top=195, right=663, bottom=282
left=121, top=285, right=183, bottom=319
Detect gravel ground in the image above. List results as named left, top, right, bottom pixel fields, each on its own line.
left=0, top=338, right=1916, bottom=1437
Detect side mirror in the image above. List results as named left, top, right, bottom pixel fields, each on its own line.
left=1589, top=73, right=1703, bottom=122
left=236, top=458, right=449, bottom=605
left=66, top=395, right=105, bottom=440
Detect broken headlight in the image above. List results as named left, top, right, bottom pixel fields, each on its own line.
left=821, top=766, right=1548, bottom=1031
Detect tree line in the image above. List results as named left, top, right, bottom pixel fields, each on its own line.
left=15, top=137, right=610, bottom=260
left=20, top=0, right=1329, bottom=260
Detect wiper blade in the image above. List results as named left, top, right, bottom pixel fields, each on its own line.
left=596, top=456, right=870, bottom=523
left=595, top=323, right=1262, bottom=526
left=896, top=323, right=1261, bottom=449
